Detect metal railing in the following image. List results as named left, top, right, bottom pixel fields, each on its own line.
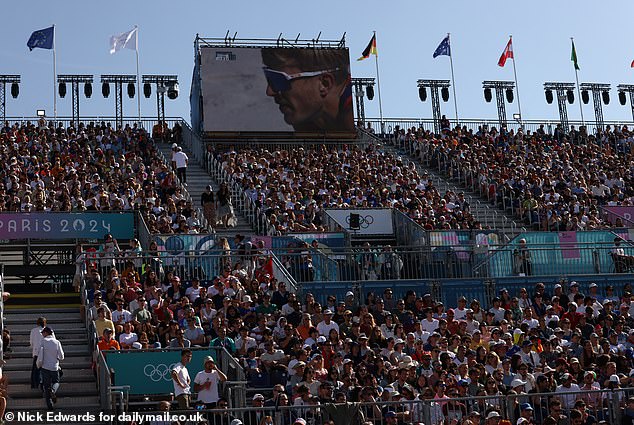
left=90, top=250, right=299, bottom=291
left=206, top=154, right=273, bottom=235
left=111, top=389, right=631, bottom=425
left=358, top=127, right=521, bottom=238
left=366, top=117, right=634, bottom=136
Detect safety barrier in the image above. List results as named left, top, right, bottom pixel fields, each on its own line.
left=108, top=389, right=634, bottom=425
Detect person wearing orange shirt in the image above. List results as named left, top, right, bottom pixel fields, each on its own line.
left=97, top=328, right=121, bottom=351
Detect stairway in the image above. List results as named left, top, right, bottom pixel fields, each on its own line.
left=155, top=142, right=255, bottom=239
left=4, top=301, right=100, bottom=421
left=380, top=138, right=523, bottom=239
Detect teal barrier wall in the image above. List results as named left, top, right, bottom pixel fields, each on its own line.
left=106, top=348, right=216, bottom=395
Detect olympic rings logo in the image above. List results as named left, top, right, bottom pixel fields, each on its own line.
left=346, top=214, right=374, bottom=229
left=144, top=363, right=177, bottom=382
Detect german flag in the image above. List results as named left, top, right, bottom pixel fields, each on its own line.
left=357, top=34, right=377, bottom=61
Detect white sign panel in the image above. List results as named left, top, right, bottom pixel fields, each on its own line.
left=325, top=209, right=393, bottom=235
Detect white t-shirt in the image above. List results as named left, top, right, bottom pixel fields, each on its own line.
left=119, top=332, right=138, bottom=346
left=194, top=370, right=220, bottom=403
left=421, top=318, right=439, bottom=333
left=173, top=151, right=188, bottom=169
left=316, top=320, right=339, bottom=336
left=172, top=362, right=191, bottom=396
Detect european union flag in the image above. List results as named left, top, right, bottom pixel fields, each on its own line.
left=433, top=35, right=451, bottom=58
left=27, top=26, right=54, bottom=51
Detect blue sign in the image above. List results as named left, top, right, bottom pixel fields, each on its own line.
left=0, top=212, right=134, bottom=240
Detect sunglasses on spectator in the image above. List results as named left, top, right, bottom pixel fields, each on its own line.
left=263, top=67, right=340, bottom=93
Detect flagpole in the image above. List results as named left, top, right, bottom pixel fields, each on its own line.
left=373, top=31, right=384, bottom=133
left=52, top=24, right=57, bottom=123
left=510, top=35, right=523, bottom=127
left=571, top=37, right=584, bottom=125
left=447, top=33, right=459, bottom=125
left=135, top=26, right=141, bottom=127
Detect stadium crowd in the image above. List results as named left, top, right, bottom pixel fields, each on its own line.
left=396, top=123, right=634, bottom=232
left=0, top=119, right=206, bottom=235
left=87, top=243, right=634, bottom=425
left=214, top=145, right=482, bottom=235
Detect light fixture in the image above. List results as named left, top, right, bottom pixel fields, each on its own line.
left=102, top=82, right=110, bottom=98
left=127, top=82, right=135, bottom=99
left=58, top=82, right=66, bottom=98
left=84, top=82, right=92, bottom=98
left=581, top=90, right=589, bottom=104
left=10, top=82, right=19, bottom=99
left=505, top=88, right=514, bottom=103
left=167, top=82, right=179, bottom=100
left=566, top=90, right=574, bottom=104
left=545, top=89, right=553, bottom=104
left=602, top=91, right=610, bottom=105
left=143, top=82, right=152, bottom=98
left=484, top=88, right=492, bottom=103
left=366, top=85, right=374, bottom=100
left=419, top=86, right=427, bottom=102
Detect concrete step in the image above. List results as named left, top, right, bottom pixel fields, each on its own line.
left=5, top=316, right=82, bottom=326
left=5, top=368, right=95, bottom=384
left=4, top=357, right=92, bottom=371
left=8, top=346, right=91, bottom=358
left=9, top=382, right=98, bottom=398
left=11, top=336, right=88, bottom=347
left=8, top=394, right=101, bottom=410
left=8, top=324, right=87, bottom=334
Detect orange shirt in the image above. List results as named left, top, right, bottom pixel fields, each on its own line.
left=98, top=337, right=121, bottom=351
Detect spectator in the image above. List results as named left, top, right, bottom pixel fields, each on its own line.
left=193, top=356, right=227, bottom=408
left=171, top=349, right=193, bottom=409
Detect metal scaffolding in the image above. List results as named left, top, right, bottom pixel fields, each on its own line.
left=482, top=81, right=514, bottom=129
left=617, top=84, right=634, bottom=121
left=351, top=78, right=375, bottom=126
left=579, top=83, right=610, bottom=131
left=544, top=82, right=576, bottom=132
left=417, top=79, right=450, bottom=133
left=0, top=75, right=20, bottom=123
left=142, top=75, right=178, bottom=130
left=101, top=75, right=136, bottom=128
left=57, top=75, right=92, bottom=128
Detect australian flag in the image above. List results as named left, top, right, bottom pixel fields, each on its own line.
left=27, top=26, right=54, bottom=51
left=433, top=35, right=451, bottom=58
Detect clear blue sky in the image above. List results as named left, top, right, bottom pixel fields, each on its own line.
left=4, top=0, right=634, bottom=124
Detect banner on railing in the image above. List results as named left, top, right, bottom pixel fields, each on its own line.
left=558, top=231, right=581, bottom=259
left=325, top=209, right=393, bottom=235
left=153, top=234, right=218, bottom=254
left=0, top=212, right=134, bottom=240
left=603, top=206, right=634, bottom=226
left=105, top=349, right=216, bottom=395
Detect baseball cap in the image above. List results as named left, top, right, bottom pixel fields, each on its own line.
left=486, top=411, right=501, bottom=419
left=41, top=326, right=54, bottom=334
left=562, top=373, right=572, bottom=381
left=520, top=403, right=533, bottom=411
left=384, top=411, right=397, bottom=418
left=570, top=281, right=578, bottom=287
left=345, top=291, right=354, bottom=297
left=589, top=283, right=598, bottom=288
left=510, top=378, right=527, bottom=388
left=203, top=356, right=215, bottom=364
left=293, top=419, right=307, bottom=425
left=610, top=374, right=621, bottom=383
left=517, top=418, right=530, bottom=425
left=323, top=309, right=333, bottom=315
left=317, top=336, right=327, bottom=343
left=230, top=420, right=243, bottom=425
left=252, top=394, right=265, bottom=401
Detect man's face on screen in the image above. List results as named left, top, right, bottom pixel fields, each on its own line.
left=265, top=64, right=328, bottom=130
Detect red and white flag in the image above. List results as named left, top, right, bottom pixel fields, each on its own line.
left=498, top=38, right=514, bottom=67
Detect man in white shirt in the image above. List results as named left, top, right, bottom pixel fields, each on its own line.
left=194, top=356, right=227, bottom=408
left=37, top=327, right=64, bottom=409
left=172, top=146, right=189, bottom=186
left=29, top=317, right=46, bottom=389
left=316, top=310, right=339, bottom=336
left=555, top=373, right=581, bottom=409
left=171, top=349, right=193, bottom=409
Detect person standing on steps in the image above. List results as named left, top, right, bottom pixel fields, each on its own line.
left=201, top=185, right=216, bottom=230
left=171, top=145, right=189, bottom=186
left=37, top=327, right=64, bottom=410
left=171, top=349, right=193, bottom=409
left=217, top=183, right=234, bottom=229
left=29, top=317, right=46, bottom=389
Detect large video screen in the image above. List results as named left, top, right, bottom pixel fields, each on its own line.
left=200, top=47, right=354, bottom=133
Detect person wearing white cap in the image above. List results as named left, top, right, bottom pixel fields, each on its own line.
left=316, top=308, right=339, bottom=336
left=484, top=410, right=501, bottom=425
left=194, top=355, right=227, bottom=408
left=555, top=372, right=580, bottom=409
